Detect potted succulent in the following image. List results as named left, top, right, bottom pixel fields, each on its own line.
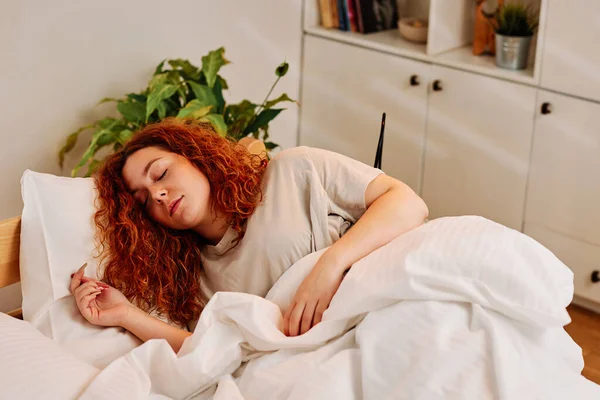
left=59, top=47, right=296, bottom=177
left=490, top=2, right=539, bottom=70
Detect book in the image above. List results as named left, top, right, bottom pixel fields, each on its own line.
left=318, top=0, right=335, bottom=28
left=338, top=0, right=349, bottom=31
left=346, top=0, right=358, bottom=32
left=355, top=0, right=398, bottom=34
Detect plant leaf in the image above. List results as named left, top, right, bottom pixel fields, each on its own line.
left=202, top=47, right=230, bottom=88
left=168, top=59, right=201, bottom=81
left=118, top=129, right=133, bottom=144
left=127, top=93, right=147, bottom=102
left=244, top=108, right=283, bottom=136
left=96, top=131, right=117, bottom=147
left=85, top=158, right=104, bottom=177
left=275, top=61, right=289, bottom=77
left=187, top=81, right=218, bottom=107
left=264, top=93, right=296, bottom=109
left=157, top=101, right=168, bottom=119
left=71, top=123, right=117, bottom=177
left=148, top=73, right=169, bottom=91
left=224, top=100, right=257, bottom=140
left=177, top=100, right=214, bottom=118
left=146, top=83, right=178, bottom=121
left=264, top=141, right=278, bottom=150
left=164, top=70, right=187, bottom=101
left=217, top=75, right=229, bottom=89
left=58, top=124, right=93, bottom=168
left=201, top=114, right=227, bottom=137
left=154, top=59, right=166, bottom=75
left=97, top=117, right=119, bottom=129
left=117, top=99, right=146, bottom=124
left=213, top=76, right=226, bottom=114
left=97, top=97, right=117, bottom=106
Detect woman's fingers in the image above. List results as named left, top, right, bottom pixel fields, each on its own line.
left=300, top=300, right=318, bottom=335
left=69, top=264, right=87, bottom=293
left=81, top=292, right=99, bottom=310
left=312, top=300, right=327, bottom=326
left=80, top=276, right=110, bottom=288
left=288, top=302, right=306, bottom=337
left=74, top=281, right=100, bottom=301
left=75, top=283, right=101, bottom=303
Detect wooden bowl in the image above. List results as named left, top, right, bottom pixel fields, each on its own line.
left=398, top=18, right=428, bottom=43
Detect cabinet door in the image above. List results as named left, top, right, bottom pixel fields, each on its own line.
left=541, top=0, right=600, bottom=102
left=299, top=35, right=429, bottom=194
left=524, top=224, right=600, bottom=305
left=421, top=65, right=536, bottom=230
left=525, top=90, right=600, bottom=246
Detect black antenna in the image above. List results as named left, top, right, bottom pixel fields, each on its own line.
left=374, top=112, right=386, bottom=169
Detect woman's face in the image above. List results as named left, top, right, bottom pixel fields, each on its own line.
left=122, top=146, right=212, bottom=230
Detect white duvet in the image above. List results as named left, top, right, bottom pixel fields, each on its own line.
left=6, top=216, right=600, bottom=399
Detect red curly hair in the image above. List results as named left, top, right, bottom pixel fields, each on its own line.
left=93, top=118, right=267, bottom=327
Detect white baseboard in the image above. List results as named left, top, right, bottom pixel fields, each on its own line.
left=572, top=295, right=600, bottom=315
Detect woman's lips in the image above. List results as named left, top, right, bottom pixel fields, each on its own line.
left=169, top=196, right=183, bottom=216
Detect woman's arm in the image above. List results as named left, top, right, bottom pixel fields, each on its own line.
left=120, top=306, right=192, bottom=353
left=322, top=174, right=428, bottom=275
left=70, top=265, right=192, bottom=353
left=283, top=174, right=428, bottom=336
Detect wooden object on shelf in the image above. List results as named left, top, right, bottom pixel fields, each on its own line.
left=473, top=0, right=503, bottom=55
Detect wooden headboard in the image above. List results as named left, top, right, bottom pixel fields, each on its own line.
left=0, top=216, right=22, bottom=319
left=0, top=138, right=266, bottom=320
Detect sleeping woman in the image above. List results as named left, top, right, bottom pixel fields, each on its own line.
left=69, top=117, right=428, bottom=352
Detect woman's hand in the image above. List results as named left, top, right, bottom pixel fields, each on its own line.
left=69, top=264, right=135, bottom=327
left=283, top=254, right=346, bottom=337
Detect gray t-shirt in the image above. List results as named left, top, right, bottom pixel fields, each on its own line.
left=198, top=146, right=384, bottom=305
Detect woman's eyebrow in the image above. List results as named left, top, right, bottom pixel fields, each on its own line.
left=143, top=157, right=162, bottom=175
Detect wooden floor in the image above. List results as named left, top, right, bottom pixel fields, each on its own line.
left=566, top=305, right=600, bottom=384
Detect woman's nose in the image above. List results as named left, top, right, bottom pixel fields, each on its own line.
left=150, top=187, right=167, bottom=203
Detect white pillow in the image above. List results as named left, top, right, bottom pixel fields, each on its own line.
left=0, top=312, right=99, bottom=399
left=19, top=170, right=141, bottom=368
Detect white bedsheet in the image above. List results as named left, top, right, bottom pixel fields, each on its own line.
left=4, top=216, right=600, bottom=399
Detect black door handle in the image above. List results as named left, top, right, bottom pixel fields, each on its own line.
left=410, top=75, right=420, bottom=86
left=592, top=270, right=600, bottom=283
left=432, top=80, right=443, bottom=92
left=541, top=102, right=552, bottom=115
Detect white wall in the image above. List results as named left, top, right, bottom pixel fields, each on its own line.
left=0, top=0, right=303, bottom=312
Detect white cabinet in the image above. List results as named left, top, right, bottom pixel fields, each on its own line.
left=524, top=90, right=600, bottom=305
left=525, top=90, right=600, bottom=244
left=421, top=66, right=537, bottom=230
left=525, top=225, right=600, bottom=306
left=298, top=35, right=429, bottom=193
left=540, top=0, right=600, bottom=102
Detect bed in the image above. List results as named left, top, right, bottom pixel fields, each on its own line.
left=0, top=215, right=22, bottom=319
left=2, top=139, right=600, bottom=398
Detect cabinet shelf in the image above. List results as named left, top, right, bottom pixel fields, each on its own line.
left=435, top=46, right=535, bottom=86
left=304, top=26, right=429, bottom=62
left=305, top=26, right=536, bottom=86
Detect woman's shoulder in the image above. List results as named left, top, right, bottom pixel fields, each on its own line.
left=269, top=146, right=336, bottom=168
left=270, top=146, right=310, bottom=162
left=266, top=146, right=312, bottom=172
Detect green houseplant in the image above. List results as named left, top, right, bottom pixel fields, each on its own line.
left=492, top=2, right=539, bottom=70
left=59, top=47, right=295, bottom=177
